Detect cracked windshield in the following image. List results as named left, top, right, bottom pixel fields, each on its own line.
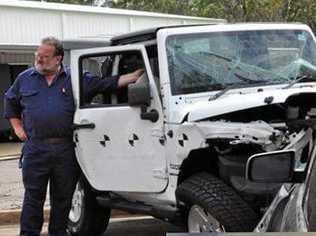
left=167, top=30, right=316, bottom=95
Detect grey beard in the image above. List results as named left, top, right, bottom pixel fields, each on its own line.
left=35, top=64, right=59, bottom=76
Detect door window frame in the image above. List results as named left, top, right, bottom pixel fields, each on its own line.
left=78, top=50, right=148, bottom=109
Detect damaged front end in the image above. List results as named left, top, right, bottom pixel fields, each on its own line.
left=177, top=92, right=316, bottom=213
left=167, top=26, right=316, bottom=223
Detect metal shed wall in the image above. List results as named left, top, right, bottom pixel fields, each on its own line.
left=0, top=52, right=34, bottom=64
left=0, top=0, right=225, bottom=46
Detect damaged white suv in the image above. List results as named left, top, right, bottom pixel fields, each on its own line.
left=67, top=23, right=316, bottom=235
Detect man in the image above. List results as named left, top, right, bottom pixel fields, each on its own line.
left=4, top=37, right=143, bottom=236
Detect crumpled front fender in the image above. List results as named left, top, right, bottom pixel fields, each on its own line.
left=174, top=120, right=282, bottom=160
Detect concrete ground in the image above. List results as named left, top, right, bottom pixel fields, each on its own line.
left=0, top=142, right=22, bottom=158
left=0, top=217, right=183, bottom=236
left=0, top=158, right=27, bottom=210
left=0, top=142, right=23, bottom=210
left=0, top=158, right=52, bottom=215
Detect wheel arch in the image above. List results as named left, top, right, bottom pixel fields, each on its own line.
left=177, top=147, right=219, bottom=187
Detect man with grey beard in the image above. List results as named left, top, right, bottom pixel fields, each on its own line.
left=4, top=37, right=143, bottom=236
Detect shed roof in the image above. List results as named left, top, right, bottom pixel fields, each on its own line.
left=0, top=0, right=223, bottom=21
left=0, top=0, right=225, bottom=49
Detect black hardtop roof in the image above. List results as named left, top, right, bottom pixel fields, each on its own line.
left=110, top=22, right=308, bottom=46
left=62, top=39, right=110, bottom=50
left=111, top=24, right=217, bottom=45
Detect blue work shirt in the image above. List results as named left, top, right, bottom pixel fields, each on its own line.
left=4, top=65, right=118, bottom=139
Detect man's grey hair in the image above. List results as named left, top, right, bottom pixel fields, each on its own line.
left=41, top=36, right=64, bottom=60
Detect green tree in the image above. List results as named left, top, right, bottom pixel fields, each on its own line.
left=29, top=0, right=94, bottom=5
left=112, top=0, right=192, bottom=15
left=30, top=0, right=316, bottom=32
left=286, top=0, right=316, bottom=31
left=190, top=0, right=316, bottom=31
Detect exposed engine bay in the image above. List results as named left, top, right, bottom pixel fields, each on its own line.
left=192, top=93, right=316, bottom=211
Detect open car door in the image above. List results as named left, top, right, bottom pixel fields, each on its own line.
left=70, top=45, right=167, bottom=192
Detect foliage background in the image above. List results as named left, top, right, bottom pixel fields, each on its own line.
left=35, top=0, right=316, bottom=32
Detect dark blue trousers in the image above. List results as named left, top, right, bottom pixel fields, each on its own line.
left=20, top=140, right=80, bottom=236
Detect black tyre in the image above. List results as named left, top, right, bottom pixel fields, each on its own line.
left=176, top=172, right=259, bottom=232
left=68, top=176, right=111, bottom=236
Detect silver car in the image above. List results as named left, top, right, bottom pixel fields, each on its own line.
left=247, top=123, right=316, bottom=232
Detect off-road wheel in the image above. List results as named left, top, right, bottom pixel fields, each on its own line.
left=68, top=176, right=111, bottom=236
left=176, top=172, right=259, bottom=232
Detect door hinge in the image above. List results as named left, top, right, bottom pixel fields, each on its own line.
left=152, top=168, right=168, bottom=180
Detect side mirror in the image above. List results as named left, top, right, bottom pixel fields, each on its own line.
left=246, top=150, right=295, bottom=183
left=128, top=72, right=151, bottom=107
left=128, top=72, right=159, bottom=122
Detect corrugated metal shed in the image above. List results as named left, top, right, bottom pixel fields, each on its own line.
left=0, top=1, right=226, bottom=136
left=0, top=0, right=225, bottom=47
left=0, top=52, right=34, bottom=64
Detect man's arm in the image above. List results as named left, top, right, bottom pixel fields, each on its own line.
left=83, top=68, right=144, bottom=101
left=4, top=77, right=26, bottom=141
left=117, top=69, right=144, bottom=88
left=9, top=118, right=27, bottom=141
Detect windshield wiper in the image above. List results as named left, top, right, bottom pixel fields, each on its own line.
left=282, top=75, right=316, bottom=89
left=209, top=81, right=272, bottom=101
left=208, top=83, right=244, bottom=101
left=208, top=85, right=233, bottom=101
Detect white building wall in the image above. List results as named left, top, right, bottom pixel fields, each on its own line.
left=0, top=0, right=225, bottom=46
left=62, top=12, right=130, bottom=39
left=0, top=7, right=63, bottom=45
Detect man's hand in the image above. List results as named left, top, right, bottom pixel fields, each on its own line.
left=14, top=126, right=27, bottom=141
left=9, top=118, right=27, bottom=141
left=118, top=69, right=144, bottom=88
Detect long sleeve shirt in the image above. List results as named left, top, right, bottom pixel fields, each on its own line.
left=4, top=65, right=118, bottom=139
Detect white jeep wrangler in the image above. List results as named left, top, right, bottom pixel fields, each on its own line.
left=67, top=23, right=316, bottom=235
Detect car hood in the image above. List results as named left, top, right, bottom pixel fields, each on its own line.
left=173, top=86, right=316, bottom=123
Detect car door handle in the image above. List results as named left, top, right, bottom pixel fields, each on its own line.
left=72, top=123, right=95, bottom=130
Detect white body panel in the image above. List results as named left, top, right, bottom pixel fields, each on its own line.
left=71, top=45, right=167, bottom=192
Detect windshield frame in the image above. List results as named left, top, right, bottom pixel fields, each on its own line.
left=165, top=28, right=316, bottom=96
